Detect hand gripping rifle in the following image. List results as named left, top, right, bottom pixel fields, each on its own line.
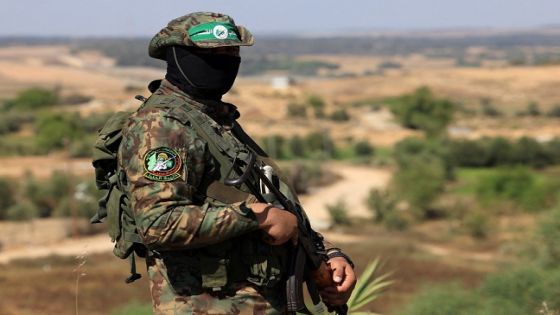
left=224, top=152, right=349, bottom=315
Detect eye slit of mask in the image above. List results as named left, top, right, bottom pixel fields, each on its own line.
left=188, top=46, right=240, bottom=57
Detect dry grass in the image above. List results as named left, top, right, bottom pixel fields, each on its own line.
left=0, top=254, right=150, bottom=315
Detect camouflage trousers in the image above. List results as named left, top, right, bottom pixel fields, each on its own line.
left=147, top=256, right=286, bottom=315
left=150, top=285, right=286, bottom=315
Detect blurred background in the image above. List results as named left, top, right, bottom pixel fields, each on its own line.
left=1, top=1, right=560, bottom=314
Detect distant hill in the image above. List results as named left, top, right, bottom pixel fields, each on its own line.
left=3, top=26, right=560, bottom=72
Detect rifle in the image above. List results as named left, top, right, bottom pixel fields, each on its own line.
left=224, top=152, right=349, bottom=315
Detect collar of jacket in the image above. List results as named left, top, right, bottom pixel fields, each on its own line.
left=152, top=79, right=241, bottom=128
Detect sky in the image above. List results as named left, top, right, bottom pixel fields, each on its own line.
left=1, top=0, right=560, bottom=37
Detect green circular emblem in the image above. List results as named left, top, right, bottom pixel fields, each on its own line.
left=143, top=147, right=182, bottom=181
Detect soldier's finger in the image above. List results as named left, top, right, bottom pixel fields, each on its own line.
left=291, top=231, right=299, bottom=245
left=336, top=266, right=356, bottom=292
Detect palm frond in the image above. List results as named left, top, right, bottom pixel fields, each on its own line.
left=347, top=258, right=393, bottom=314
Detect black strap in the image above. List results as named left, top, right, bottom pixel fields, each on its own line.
left=125, top=253, right=142, bottom=283
left=231, top=122, right=269, bottom=157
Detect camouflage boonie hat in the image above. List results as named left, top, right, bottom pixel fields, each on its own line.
left=149, top=12, right=254, bottom=60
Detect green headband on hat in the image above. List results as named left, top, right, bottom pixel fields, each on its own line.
left=188, top=22, right=240, bottom=42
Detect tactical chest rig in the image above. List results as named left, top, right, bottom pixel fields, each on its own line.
left=92, top=90, right=294, bottom=291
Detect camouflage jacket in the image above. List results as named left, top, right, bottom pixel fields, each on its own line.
left=118, top=79, right=336, bottom=314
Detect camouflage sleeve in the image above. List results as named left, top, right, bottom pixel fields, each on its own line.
left=119, top=109, right=259, bottom=251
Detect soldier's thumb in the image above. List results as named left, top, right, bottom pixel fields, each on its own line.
left=332, top=265, right=344, bottom=284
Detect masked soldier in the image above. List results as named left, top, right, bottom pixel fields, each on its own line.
left=118, top=12, right=356, bottom=314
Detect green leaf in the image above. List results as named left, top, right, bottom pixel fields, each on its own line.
left=346, top=258, right=393, bottom=314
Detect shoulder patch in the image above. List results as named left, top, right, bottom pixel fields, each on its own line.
left=143, top=147, right=182, bottom=181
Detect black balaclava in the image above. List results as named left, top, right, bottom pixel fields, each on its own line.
left=165, top=46, right=241, bottom=100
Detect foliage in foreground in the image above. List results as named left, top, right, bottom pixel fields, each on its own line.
left=346, top=258, right=394, bottom=315
left=399, top=266, right=560, bottom=315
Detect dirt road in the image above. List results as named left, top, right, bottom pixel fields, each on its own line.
left=299, top=163, right=392, bottom=229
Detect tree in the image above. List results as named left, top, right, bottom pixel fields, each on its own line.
left=35, top=113, right=83, bottom=151
left=391, top=87, right=455, bottom=137
left=307, top=95, right=325, bottom=118
left=3, top=88, right=58, bottom=111
left=392, top=138, right=451, bottom=218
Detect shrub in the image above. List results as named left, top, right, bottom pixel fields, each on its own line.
left=6, top=200, right=39, bottom=221
left=288, top=135, right=306, bottom=158
left=392, top=157, right=447, bottom=219
left=392, top=138, right=452, bottom=219
left=474, top=167, right=554, bottom=212
left=480, top=98, right=502, bottom=117
left=53, top=181, right=99, bottom=219
left=390, top=87, right=455, bottom=137
left=286, top=102, right=307, bottom=118
left=378, top=61, right=402, bottom=69
left=398, top=284, right=479, bottom=315
left=307, top=96, right=325, bottom=109
left=261, top=135, right=287, bottom=159
left=24, top=171, right=74, bottom=218
left=511, top=137, right=550, bottom=168
left=547, top=105, right=560, bottom=117
left=35, top=113, right=84, bottom=151
left=69, top=137, right=95, bottom=158
left=304, top=131, right=335, bottom=158
left=283, top=162, right=315, bottom=194
left=383, top=211, right=409, bottom=231
left=394, top=138, right=453, bottom=180
left=448, top=137, right=560, bottom=169
left=537, top=207, right=560, bottom=267
left=326, top=199, right=352, bottom=226
left=307, top=95, right=326, bottom=118
left=79, top=112, right=114, bottom=133
left=353, top=140, right=375, bottom=157
left=526, top=101, right=541, bottom=116
left=400, top=268, right=560, bottom=315
left=479, top=267, right=560, bottom=312
left=3, top=87, right=59, bottom=110
left=463, top=210, right=490, bottom=239
left=486, top=137, right=513, bottom=166
left=0, top=112, right=33, bottom=135
left=366, top=189, right=396, bottom=223
left=0, top=177, right=16, bottom=220
left=329, top=109, right=350, bottom=122
left=449, top=139, right=489, bottom=167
